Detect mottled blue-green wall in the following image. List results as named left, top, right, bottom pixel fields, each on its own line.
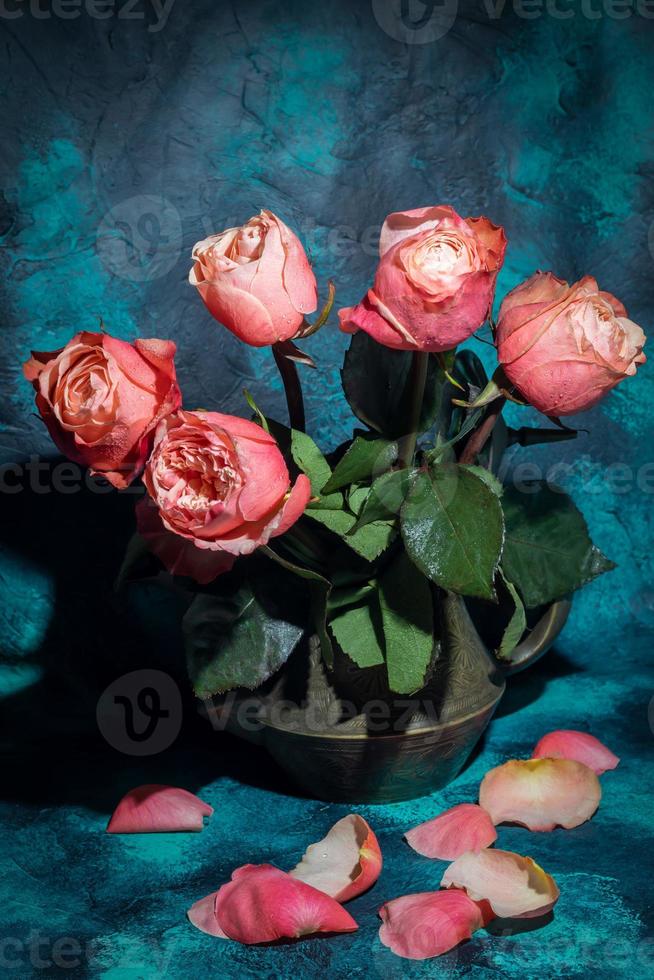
left=1, top=3, right=653, bottom=978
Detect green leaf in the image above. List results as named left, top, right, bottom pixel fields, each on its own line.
left=291, top=429, right=332, bottom=495
left=342, top=332, right=445, bottom=438
left=351, top=468, right=417, bottom=531
left=259, top=545, right=333, bottom=666
left=401, top=464, right=505, bottom=600
left=243, top=389, right=269, bottom=432
left=501, top=482, right=616, bottom=608
left=427, top=407, right=483, bottom=462
left=308, top=507, right=397, bottom=562
left=328, top=595, right=385, bottom=668
left=496, top=571, right=527, bottom=660
left=183, top=583, right=304, bottom=698
left=321, top=435, right=397, bottom=494
left=464, top=465, right=504, bottom=497
left=327, top=582, right=375, bottom=611
left=378, top=551, right=435, bottom=694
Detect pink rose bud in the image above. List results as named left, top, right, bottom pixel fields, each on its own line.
left=136, top=410, right=311, bottom=584
left=339, top=205, right=506, bottom=352
left=496, top=272, right=646, bottom=415
left=189, top=210, right=318, bottom=346
left=23, top=331, right=181, bottom=489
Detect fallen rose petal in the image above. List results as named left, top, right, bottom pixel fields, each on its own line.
left=479, top=758, right=601, bottom=831
left=187, top=891, right=227, bottom=938
left=290, top=814, right=382, bottom=902
left=532, top=730, right=620, bottom=775
left=211, top=864, right=358, bottom=943
left=405, top=804, right=497, bottom=860
left=378, top=889, right=484, bottom=960
left=106, top=785, right=213, bottom=834
left=441, top=849, right=560, bottom=919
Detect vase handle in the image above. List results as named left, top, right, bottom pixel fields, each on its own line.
left=499, top=599, right=572, bottom=676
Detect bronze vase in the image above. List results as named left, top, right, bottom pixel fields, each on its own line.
left=213, top=592, right=570, bottom=803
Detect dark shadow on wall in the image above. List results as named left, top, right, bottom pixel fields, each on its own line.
left=0, top=465, right=302, bottom=813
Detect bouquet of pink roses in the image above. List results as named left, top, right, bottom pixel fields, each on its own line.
left=24, top=205, right=645, bottom=699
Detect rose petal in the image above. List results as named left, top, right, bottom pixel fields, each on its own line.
left=532, top=730, right=620, bottom=775
left=405, top=804, right=497, bottom=860
left=197, top=864, right=358, bottom=943
left=106, top=785, right=213, bottom=834
left=441, top=849, right=560, bottom=919
left=378, top=889, right=484, bottom=960
left=290, top=814, right=382, bottom=902
left=479, top=758, right=601, bottom=831
left=187, top=891, right=228, bottom=938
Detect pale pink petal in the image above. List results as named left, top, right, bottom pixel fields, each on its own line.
left=211, top=864, right=358, bottom=943
left=187, top=892, right=228, bottom=938
left=106, top=785, right=213, bottom=834
left=479, top=758, right=601, bottom=831
left=405, top=804, right=497, bottom=860
left=290, top=814, right=382, bottom=902
left=531, top=730, right=620, bottom=775
left=378, top=889, right=484, bottom=960
left=441, top=849, right=560, bottom=919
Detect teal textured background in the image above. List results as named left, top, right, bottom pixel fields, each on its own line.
left=1, top=1, right=653, bottom=977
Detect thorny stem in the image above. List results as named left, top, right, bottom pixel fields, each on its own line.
left=398, top=351, right=429, bottom=468
left=458, top=396, right=507, bottom=465
left=272, top=342, right=306, bottom=431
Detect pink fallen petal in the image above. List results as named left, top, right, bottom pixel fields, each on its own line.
left=405, top=804, right=497, bottom=860
left=532, top=730, right=620, bottom=775
left=187, top=892, right=228, bottom=938
left=479, top=758, right=601, bottom=831
left=290, top=814, right=382, bottom=902
left=106, top=785, right=213, bottom=834
left=378, top=889, right=484, bottom=960
left=441, top=849, right=560, bottom=919
left=212, top=864, right=358, bottom=943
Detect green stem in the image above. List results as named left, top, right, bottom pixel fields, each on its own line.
left=398, top=351, right=429, bottom=468
left=272, top=342, right=306, bottom=431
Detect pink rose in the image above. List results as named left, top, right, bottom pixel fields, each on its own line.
left=189, top=210, right=318, bottom=346
left=136, top=410, right=311, bottom=584
left=496, top=272, right=646, bottom=416
left=23, top=331, right=181, bottom=488
left=338, top=205, right=506, bottom=352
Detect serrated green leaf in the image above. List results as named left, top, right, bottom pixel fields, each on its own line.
left=291, top=429, right=332, bottom=494
left=378, top=551, right=435, bottom=694
left=328, top=597, right=385, bottom=668
left=464, top=465, right=504, bottom=497
left=322, top=435, right=397, bottom=494
left=496, top=571, right=527, bottom=660
left=401, top=464, right=505, bottom=600
left=183, top=584, right=303, bottom=698
left=351, top=468, right=417, bottom=531
left=501, top=481, right=616, bottom=608
left=308, top=507, right=396, bottom=561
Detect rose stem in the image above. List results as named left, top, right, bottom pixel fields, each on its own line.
left=458, top=396, right=507, bottom=465
left=398, top=351, right=430, bottom=468
left=272, top=342, right=306, bottom=431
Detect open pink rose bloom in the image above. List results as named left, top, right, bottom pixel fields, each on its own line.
left=339, top=205, right=506, bottom=352
left=190, top=209, right=317, bottom=346
left=106, top=785, right=213, bottom=834
left=23, top=332, right=181, bottom=488
left=137, top=409, right=311, bottom=583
